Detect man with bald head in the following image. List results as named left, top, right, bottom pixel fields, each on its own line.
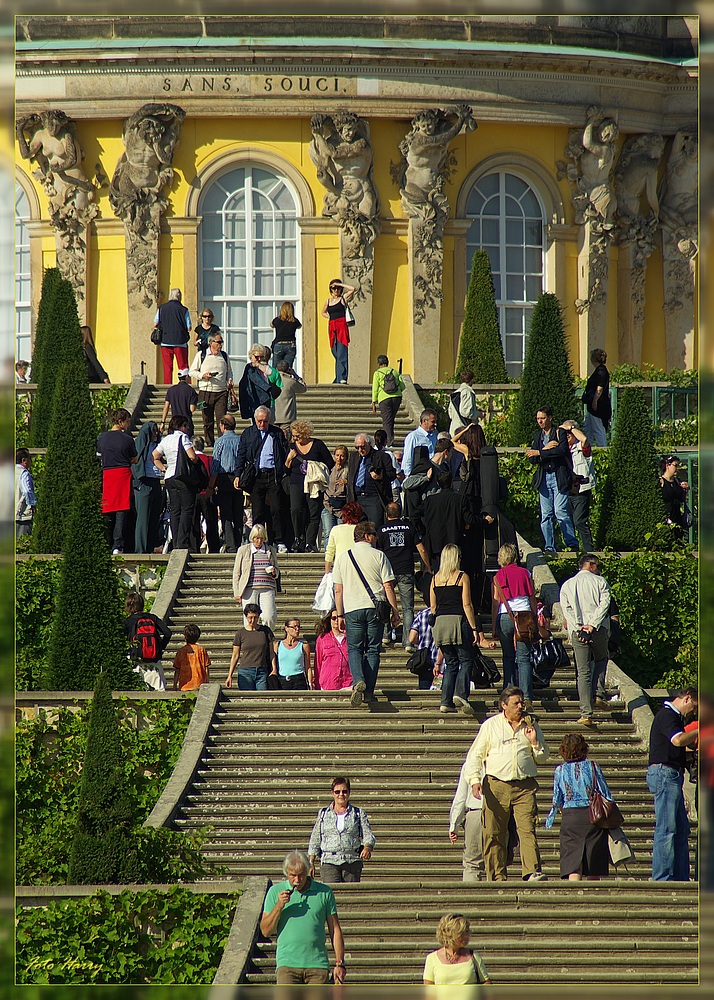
left=346, top=432, right=396, bottom=529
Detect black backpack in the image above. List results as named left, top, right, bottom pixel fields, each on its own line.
left=134, top=615, right=161, bottom=662
left=383, top=369, right=398, bottom=394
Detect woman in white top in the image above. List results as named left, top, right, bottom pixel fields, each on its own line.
left=188, top=332, right=233, bottom=447
left=232, top=523, right=280, bottom=631
left=152, top=415, right=200, bottom=550
left=423, top=913, right=491, bottom=985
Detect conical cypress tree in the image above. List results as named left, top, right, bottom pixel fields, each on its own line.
left=44, top=479, right=138, bottom=691
left=600, top=387, right=665, bottom=550
left=29, top=274, right=83, bottom=448
left=32, top=360, right=99, bottom=554
left=67, top=671, right=142, bottom=884
left=510, top=292, right=580, bottom=446
left=456, top=250, right=508, bottom=383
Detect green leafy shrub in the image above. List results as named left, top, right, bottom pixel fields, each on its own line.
left=68, top=672, right=142, bottom=884
left=609, top=363, right=697, bottom=386
left=510, top=293, right=580, bottom=446
left=45, top=481, right=138, bottom=691
left=655, top=416, right=698, bottom=450
left=16, top=558, right=63, bottom=691
left=28, top=267, right=63, bottom=448
left=16, top=886, right=238, bottom=984
left=456, top=250, right=508, bottom=383
left=32, top=362, right=100, bottom=555
left=599, top=387, right=665, bottom=550
left=548, top=551, right=697, bottom=690
left=16, top=698, right=198, bottom=885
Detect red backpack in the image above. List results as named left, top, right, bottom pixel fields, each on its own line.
left=134, top=615, right=160, bottom=662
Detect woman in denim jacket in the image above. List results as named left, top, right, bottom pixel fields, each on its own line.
left=308, top=775, right=375, bottom=883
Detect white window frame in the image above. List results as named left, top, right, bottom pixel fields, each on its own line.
left=15, top=182, right=32, bottom=366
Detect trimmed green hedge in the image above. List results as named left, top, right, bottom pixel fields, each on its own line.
left=16, top=887, right=238, bottom=984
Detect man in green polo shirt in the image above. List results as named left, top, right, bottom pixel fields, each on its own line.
left=260, top=849, right=346, bottom=984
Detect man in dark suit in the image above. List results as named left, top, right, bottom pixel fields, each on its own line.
left=525, top=404, right=578, bottom=554
left=235, top=405, right=289, bottom=551
left=347, top=433, right=396, bottom=529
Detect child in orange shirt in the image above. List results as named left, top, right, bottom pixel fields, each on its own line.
left=173, top=624, right=211, bottom=691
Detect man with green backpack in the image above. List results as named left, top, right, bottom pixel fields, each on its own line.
left=371, top=354, right=405, bottom=447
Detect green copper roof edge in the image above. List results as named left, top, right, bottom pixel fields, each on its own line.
left=15, top=35, right=697, bottom=67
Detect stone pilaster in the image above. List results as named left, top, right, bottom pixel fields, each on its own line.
left=575, top=223, right=611, bottom=375
left=407, top=217, right=443, bottom=384
left=662, top=232, right=697, bottom=369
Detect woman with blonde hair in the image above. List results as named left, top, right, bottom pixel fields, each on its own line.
left=232, top=523, right=280, bottom=630
left=492, top=542, right=537, bottom=709
left=270, top=301, right=302, bottom=369
left=423, top=913, right=491, bottom=985
left=238, top=342, right=283, bottom=421
left=430, top=544, right=479, bottom=716
left=285, top=418, right=334, bottom=552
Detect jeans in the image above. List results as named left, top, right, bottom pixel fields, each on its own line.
left=496, top=612, right=533, bottom=701
left=271, top=342, right=296, bottom=368
left=165, top=478, right=197, bottom=550
left=134, top=478, right=163, bottom=553
left=646, top=764, right=690, bottom=881
left=571, top=490, right=594, bottom=551
left=216, top=473, right=244, bottom=552
left=332, top=340, right=348, bottom=383
left=104, top=509, right=129, bottom=552
left=344, top=606, right=384, bottom=695
left=440, top=627, right=472, bottom=708
left=395, top=574, right=415, bottom=646
left=583, top=411, right=608, bottom=447
left=354, top=491, right=384, bottom=529
left=320, top=860, right=363, bottom=883
left=194, top=493, right=220, bottom=552
left=570, top=627, right=609, bottom=718
left=237, top=667, right=269, bottom=691
left=538, top=471, right=578, bottom=550
left=321, top=506, right=343, bottom=551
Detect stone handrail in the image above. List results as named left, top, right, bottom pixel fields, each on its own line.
left=144, top=682, right=223, bottom=829
left=17, top=881, right=238, bottom=907
left=124, top=373, right=149, bottom=430
left=211, top=876, right=270, bottom=986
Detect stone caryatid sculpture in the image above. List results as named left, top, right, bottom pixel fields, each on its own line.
left=393, top=105, right=476, bottom=323
left=309, top=112, right=380, bottom=298
left=659, top=130, right=698, bottom=366
left=109, top=103, right=185, bottom=307
left=16, top=109, right=97, bottom=304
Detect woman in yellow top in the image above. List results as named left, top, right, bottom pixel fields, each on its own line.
left=423, top=913, right=491, bottom=985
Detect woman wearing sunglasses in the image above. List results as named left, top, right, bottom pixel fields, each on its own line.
left=194, top=307, right=221, bottom=361
left=314, top=608, right=352, bottom=691
left=273, top=617, right=313, bottom=690
left=307, top=776, right=375, bottom=883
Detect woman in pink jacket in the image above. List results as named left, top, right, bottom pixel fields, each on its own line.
left=314, top=608, right=353, bottom=690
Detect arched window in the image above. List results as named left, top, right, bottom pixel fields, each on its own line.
left=199, top=165, right=300, bottom=366
left=465, top=171, right=546, bottom=377
left=15, top=182, right=32, bottom=364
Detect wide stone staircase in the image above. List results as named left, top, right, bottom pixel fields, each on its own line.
left=159, top=553, right=698, bottom=985
left=132, top=383, right=414, bottom=452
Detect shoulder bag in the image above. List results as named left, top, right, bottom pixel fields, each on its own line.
left=347, top=550, right=392, bottom=624
left=344, top=301, right=356, bottom=327
left=588, top=760, right=624, bottom=829
left=494, top=577, right=539, bottom=645
left=471, top=647, right=501, bottom=688
left=406, top=646, right=432, bottom=676
left=174, top=436, right=207, bottom=490
left=238, top=461, right=258, bottom=495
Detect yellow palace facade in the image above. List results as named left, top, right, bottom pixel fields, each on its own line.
left=15, top=14, right=698, bottom=384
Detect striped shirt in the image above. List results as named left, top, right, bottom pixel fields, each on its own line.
left=247, top=546, right=276, bottom=590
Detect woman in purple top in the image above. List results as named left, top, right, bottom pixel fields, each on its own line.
left=491, top=542, right=537, bottom=706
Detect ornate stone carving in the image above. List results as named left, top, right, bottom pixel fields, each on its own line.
left=393, top=105, right=476, bottom=323
left=109, top=103, right=185, bottom=307
left=309, top=112, right=380, bottom=260
left=660, top=130, right=698, bottom=315
left=16, top=110, right=97, bottom=303
left=558, top=106, right=619, bottom=315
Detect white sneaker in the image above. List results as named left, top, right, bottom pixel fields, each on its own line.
left=112, top=548, right=123, bottom=555
left=525, top=871, right=547, bottom=881
left=439, top=705, right=458, bottom=714
left=276, top=543, right=288, bottom=554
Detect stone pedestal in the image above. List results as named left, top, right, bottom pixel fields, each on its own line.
left=408, top=218, right=443, bottom=384
left=341, top=232, right=375, bottom=384
left=662, top=233, right=696, bottom=369
left=617, top=242, right=645, bottom=366
left=575, top=222, right=610, bottom=374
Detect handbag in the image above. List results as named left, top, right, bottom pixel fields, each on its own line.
left=588, top=761, right=624, bottom=829
left=227, top=388, right=240, bottom=413
left=406, top=646, right=432, bottom=676
left=470, top=952, right=486, bottom=985
left=347, top=550, right=392, bottom=624
left=151, top=325, right=162, bottom=346
left=174, top=436, right=206, bottom=490
left=531, top=637, right=569, bottom=670
left=344, top=302, right=356, bottom=327
left=471, top=648, right=501, bottom=688
left=682, top=502, right=694, bottom=528
left=494, top=578, right=539, bottom=645
left=238, top=461, right=258, bottom=495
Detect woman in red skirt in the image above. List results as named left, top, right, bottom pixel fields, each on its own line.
left=97, top=407, right=138, bottom=554
left=321, top=278, right=355, bottom=384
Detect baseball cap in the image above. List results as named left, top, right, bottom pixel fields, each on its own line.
left=178, top=368, right=190, bottom=378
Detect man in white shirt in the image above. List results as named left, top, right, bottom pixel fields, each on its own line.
left=464, top=686, right=549, bottom=882
left=400, top=408, right=438, bottom=477
left=559, top=553, right=611, bottom=726
left=333, top=521, right=400, bottom=707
